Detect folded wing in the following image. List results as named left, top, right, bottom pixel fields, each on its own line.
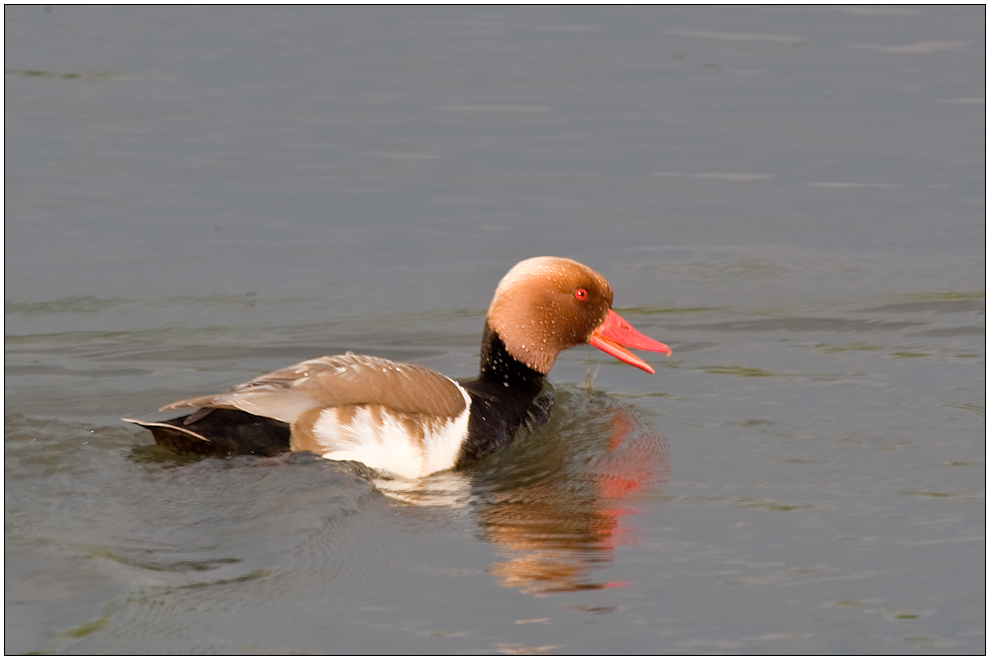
left=161, top=352, right=468, bottom=422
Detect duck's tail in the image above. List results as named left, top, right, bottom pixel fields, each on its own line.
left=124, top=409, right=291, bottom=457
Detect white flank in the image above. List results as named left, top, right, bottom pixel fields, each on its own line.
left=311, top=380, right=471, bottom=480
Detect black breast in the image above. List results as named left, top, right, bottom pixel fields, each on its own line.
left=456, top=325, right=549, bottom=466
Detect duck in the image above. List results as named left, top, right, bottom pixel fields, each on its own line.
left=125, top=256, right=671, bottom=479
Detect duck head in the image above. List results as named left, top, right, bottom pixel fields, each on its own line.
left=486, top=256, right=671, bottom=375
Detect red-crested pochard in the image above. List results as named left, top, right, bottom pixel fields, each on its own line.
left=125, top=257, right=671, bottom=479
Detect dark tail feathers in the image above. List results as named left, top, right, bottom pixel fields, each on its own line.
left=125, top=409, right=291, bottom=457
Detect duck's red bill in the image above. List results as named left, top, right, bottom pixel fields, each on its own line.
left=589, top=309, right=671, bottom=374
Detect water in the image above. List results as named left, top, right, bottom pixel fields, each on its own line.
left=5, top=5, right=984, bottom=654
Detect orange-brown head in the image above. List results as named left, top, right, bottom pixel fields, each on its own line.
left=486, top=257, right=671, bottom=375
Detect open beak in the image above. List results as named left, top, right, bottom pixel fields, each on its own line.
left=589, top=309, right=671, bottom=374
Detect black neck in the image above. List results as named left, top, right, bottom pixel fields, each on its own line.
left=477, top=322, right=546, bottom=394
left=456, top=323, right=550, bottom=466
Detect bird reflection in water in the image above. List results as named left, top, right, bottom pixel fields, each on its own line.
left=379, top=389, right=670, bottom=595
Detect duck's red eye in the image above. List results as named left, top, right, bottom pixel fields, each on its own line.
left=574, top=288, right=588, bottom=301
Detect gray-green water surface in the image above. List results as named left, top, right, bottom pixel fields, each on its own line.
left=5, top=5, right=984, bottom=654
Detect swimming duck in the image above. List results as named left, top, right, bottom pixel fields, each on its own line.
left=125, top=256, right=671, bottom=478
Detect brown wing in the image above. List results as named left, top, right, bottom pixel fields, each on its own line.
left=160, top=352, right=468, bottom=423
